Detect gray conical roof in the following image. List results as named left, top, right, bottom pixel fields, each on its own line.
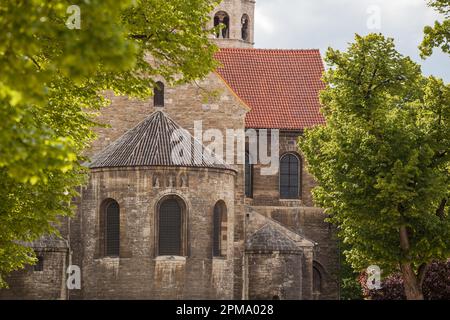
left=246, top=224, right=302, bottom=253
left=89, top=111, right=234, bottom=171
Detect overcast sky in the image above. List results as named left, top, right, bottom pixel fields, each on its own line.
left=254, top=0, right=450, bottom=82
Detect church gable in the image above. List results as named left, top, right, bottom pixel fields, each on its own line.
left=215, top=48, right=326, bottom=130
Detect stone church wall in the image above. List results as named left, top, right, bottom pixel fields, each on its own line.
left=247, top=252, right=302, bottom=300
left=88, top=71, right=249, bottom=299
left=72, top=166, right=236, bottom=299
left=247, top=131, right=340, bottom=300
left=0, top=249, right=68, bottom=300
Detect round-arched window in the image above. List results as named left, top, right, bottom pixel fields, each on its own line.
left=214, top=11, right=230, bottom=39
left=280, top=153, right=300, bottom=199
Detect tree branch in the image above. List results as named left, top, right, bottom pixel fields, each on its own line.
left=129, top=34, right=154, bottom=41
left=417, top=263, right=429, bottom=287
left=436, top=198, right=448, bottom=221
left=29, top=56, right=41, bottom=70
left=364, top=66, right=379, bottom=99
left=399, top=225, right=411, bottom=252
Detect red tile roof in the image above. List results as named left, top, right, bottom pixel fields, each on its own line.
left=215, top=48, right=326, bottom=130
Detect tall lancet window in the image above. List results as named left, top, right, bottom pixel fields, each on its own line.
left=104, top=199, right=120, bottom=257
left=245, top=152, right=253, bottom=198
left=213, top=201, right=228, bottom=257
left=241, top=14, right=250, bottom=41
left=280, top=153, right=301, bottom=199
left=154, top=81, right=164, bottom=107
left=214, top=11, right=230, bottom=39
left=158, top=197, right=187, bottom=256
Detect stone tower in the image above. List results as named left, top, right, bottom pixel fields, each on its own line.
left=210, top=0, right=255, bottom=48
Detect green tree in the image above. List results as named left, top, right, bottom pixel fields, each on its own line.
left=420, top=0, right=450, bottom=58
left=339, top=243, right=363, bottom=300
left=300, top=34, right=450, bottom=300
left=0, top=0, right=219, bottom=287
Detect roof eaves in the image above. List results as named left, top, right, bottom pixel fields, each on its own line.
left=214, top=70, right=252, bottom=112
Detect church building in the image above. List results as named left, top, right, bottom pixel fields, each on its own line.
left=1, top=0, right=339, bottom=300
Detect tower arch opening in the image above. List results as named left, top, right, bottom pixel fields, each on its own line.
left=214, top=11, right=230, bottom=39
left=241, top=14, right=250, bottom=41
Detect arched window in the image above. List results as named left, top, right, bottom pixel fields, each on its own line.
left=105, top=200, right=120, bottom=257
left=154, top=81, right=164, bottom=107
left=313, top=266, right=322, bottom=298
left=279, top=153, right=300, bottom=199
left=214, top=11, right=230, bottom=39
left=158, top=198, right=185, bottom=256
left=213, top=201, right=227, bottom=257
left=245, top=152, right=253, bottom=198
left=241, top=14, right=250, bottom=41
left=34, top=253, right=44, bottom=272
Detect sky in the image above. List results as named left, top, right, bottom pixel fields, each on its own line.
left=254, top=0, right=450, bottom=82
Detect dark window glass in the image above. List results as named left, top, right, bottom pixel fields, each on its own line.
left=213, top=204, right=222, bottom=257
left=154, top=81, right=164, bottom=107
left=34, top=255, right=44, bottom=272
left=106, top=201, right=120, bottom=256
left=213, top=201, right=227, bottom=257
left=245, top=153, right=253, bottom=198
left=241, top=14, right=249, bottom=41
left=313, top=267, right=322, bottom=293
left=159, top=199, right=182, bottom=256
left=280, top=154, right=300, bottom=199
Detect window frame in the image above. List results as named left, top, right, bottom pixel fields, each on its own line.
left=33, top=254, right=44, bottom=272
left=279, top=153, right=301, bottom=200
left=241, top=14, right=250, bottom=41
left=313, top=266, right=322, bottom=293
left=155, top=195, right=188, bottom=257
left=214, top=11, right=230, bottom=39
left=153, top=81, right=165, bottom=107
left=245, top=152, right=254, bottom=198
left=312, top=261, right=325, bottom=299
left=105, top=200, right=120, bottom=257
left=213, top=201, right=227, bottom=258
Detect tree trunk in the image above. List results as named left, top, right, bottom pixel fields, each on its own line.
left=399, top=225, right=424, bottom=300
left=400, top=262, right=424, bottom=300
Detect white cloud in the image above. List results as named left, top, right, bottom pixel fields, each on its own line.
left=254, top=0, right=450, bottom=81
left=255, top=8, right=276, bottom=35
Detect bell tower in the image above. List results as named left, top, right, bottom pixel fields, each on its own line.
left=210, top=0, right=255, bottom=48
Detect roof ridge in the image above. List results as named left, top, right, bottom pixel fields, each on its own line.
left=255, top=210, right=317, bottom=245
left=218, top=48, right=321, bottom=53
left=246, top=223, right=302, bottom=253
